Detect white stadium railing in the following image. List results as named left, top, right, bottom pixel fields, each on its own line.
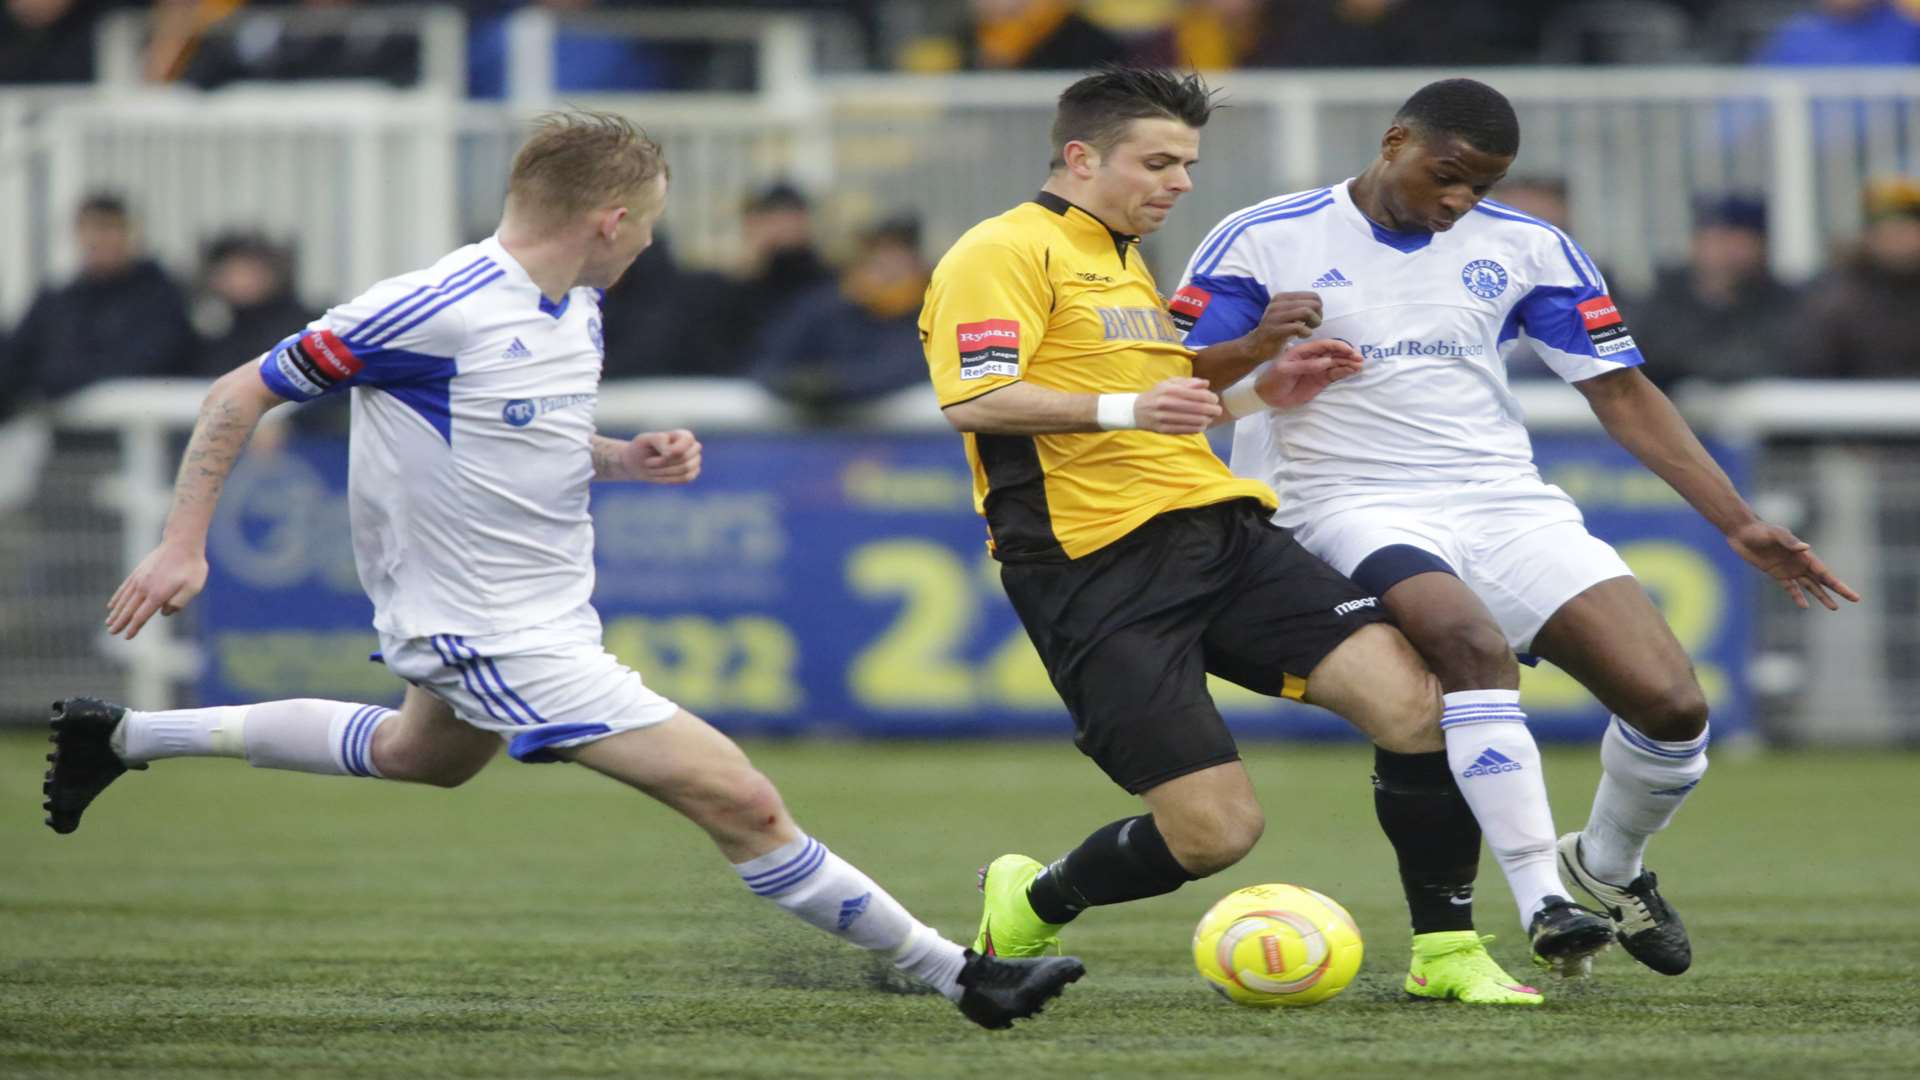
left=3, top=378, right=1915, bottom=747
left=5, top=11, right=1920, bottom=742
left=6, top=57, right=1920, bottom=322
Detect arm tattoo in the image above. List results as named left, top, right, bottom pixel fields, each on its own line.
left=591, top=434, right=631, bottom=481
left=169, top=392, right=252, bottom=524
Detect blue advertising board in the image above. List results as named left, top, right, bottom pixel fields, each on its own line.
left=199, top=433, right=1751, bottom=740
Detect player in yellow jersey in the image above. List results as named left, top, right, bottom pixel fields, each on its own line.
left=921, top=68, right=1595, bottom=1005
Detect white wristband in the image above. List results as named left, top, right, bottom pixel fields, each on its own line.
left=1095, top=393, right=1139, bottom=431
left=1220, top=378, right=1265, bottom=419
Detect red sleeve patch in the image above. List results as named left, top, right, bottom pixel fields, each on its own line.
left=301, top=329, right=364, bottom=381
left=956, top=319, right=1021, bottom=380
left=1577, top=296, right=1623, bottom=329
left=1576, top=295, right=1637, bottom=357
left=1168, top=285, right=1211, bottom=333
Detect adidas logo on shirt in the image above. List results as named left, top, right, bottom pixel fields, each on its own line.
left=1310, top=268, right=1354, bottom=288
left=1462, top=747, right=1522, bottom=778
left=501, top=337, right=533, bottom=360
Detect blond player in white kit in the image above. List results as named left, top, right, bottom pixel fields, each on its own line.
left=1180, top=79, right=1858, bottom=981
left=42, top=109, right=1082, bottom=1029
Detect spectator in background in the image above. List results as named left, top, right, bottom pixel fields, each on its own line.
left=1629, top=196, right=1799, bottom=388
left=904, top=0, right=1127, bottom=71
left=192, top=232, right=316, bottom=377
left=700, top=182, right=836, bottom=375
left=7, top=194, right=198, bottom=404
left=180, top=0, right=421, bottom=89
left=1794, top=178, right=1920, bottom=379
left=1254, top=0, right=1505, bottom=68
left=598, top=230, right=738, bottom=377
left=466, top=0, right=678, bottom=99
left=1131, top=0, right=1284, bottom=69
left=0, top=0, right=101, bottom=83
left=1753, top=0, right=1920, bottom=65
left=751, top=217, right=931, bottom=415
left=604, top=184, right=833, bottom=377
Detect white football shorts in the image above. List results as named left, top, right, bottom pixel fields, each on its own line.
left=379, top=601, right=680, bottom=762
left=1283, top=477, right=1634, bottom=653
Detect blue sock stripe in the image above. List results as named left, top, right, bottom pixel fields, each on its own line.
left=355, top=708, right=388, bottom=776
left=1612, top=717, right=1709, bottom=758
left=435, top=634, right=518, bottom=727
left=741, top=839, right=821, bottom=885
left=342, top=705, right=378, bottom=776
left=447, top=636, right=532, bottom=725
left=1441, top=705, right=1529, bottom=716
left=339, top=707, right=366, bottom=775
left=748, top=844, right=828, bottom=896
left=455, top=635, right=549, bottom=724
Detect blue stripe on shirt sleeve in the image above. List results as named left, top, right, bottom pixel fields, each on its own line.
left=1181, top=274, right=1271, bottom=349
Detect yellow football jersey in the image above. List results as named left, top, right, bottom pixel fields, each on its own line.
left=920, top=191, right=1276, bottom=561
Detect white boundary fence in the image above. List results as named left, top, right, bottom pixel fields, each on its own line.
left=7, top=64, right=1920, bottom=323
left=17, top=377, right=1920, bottom=747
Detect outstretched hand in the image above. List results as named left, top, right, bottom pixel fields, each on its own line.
left=1726, top=520, right=1861, bottom=610
left=623, top=429, right=702, bottom=484
left=106, top=542, right=209, bottom=640
left=1253, top=339, right=1365, bottom=409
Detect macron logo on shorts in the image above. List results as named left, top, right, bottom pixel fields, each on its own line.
left=1332, top=596, right=1377, bottom=617
left=957, top=319, right=1020, bottom=380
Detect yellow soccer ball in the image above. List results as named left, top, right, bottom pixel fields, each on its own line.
left=1192, top=883, right=1364, bottom=1007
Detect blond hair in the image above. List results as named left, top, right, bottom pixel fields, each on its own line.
left=506, top=110, right=668, bottom=224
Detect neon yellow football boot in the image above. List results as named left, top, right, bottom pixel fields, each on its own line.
left=1404, top=931, right=1544, bottom=1006
left=973, top=854, right=1066, bottom=957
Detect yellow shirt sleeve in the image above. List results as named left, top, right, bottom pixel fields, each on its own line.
left=920, top=239, right=1053, bottom=407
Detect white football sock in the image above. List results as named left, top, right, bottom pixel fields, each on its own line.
left=1581, top=716, right=1709, bottom=885
left=1442, top=690, right=1564, bottom=927
left=117, top=699, right=392, bottom=777
left=734, top=834, right=968, bottom=1002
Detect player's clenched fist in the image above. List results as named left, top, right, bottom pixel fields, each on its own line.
left=624, top=428, right=702, bottom=484
left=1254, top=338, right=1365, bottom=409
left=1136, top=376, right=1223, bottom=434
left=1249, top=291, right=1324, bottom=355
left=105, top=542, right=209, bottom=640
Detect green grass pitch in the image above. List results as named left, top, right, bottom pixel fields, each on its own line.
left=4, top=733, right=1918, bottom=1078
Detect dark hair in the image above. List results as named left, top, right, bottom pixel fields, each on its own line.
left=77, top=192, right=129, bottom=220
left=1393, top=78, right=1520, bottom=157
left=745, top=181, right=810, bottom=215
left=1050, top=66, right=1216, bottom=169
left=859, top=215, right=922, bottom=254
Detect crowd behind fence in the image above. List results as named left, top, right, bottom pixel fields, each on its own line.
left=4, top=17, right=1920, bottom=743
left=4, top=378, right=1919, bottom=747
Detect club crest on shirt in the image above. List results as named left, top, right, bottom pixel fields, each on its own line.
left=1461, top=259, right=1509, bottom=300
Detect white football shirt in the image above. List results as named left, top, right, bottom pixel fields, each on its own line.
left=1176, top=180, right=1643, bottom=520
left=257, top=235, right=607, bottom=638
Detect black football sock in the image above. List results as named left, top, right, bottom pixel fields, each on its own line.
left=1373, top=746, right=1482, bottom=934
left=1025, top=814, right=1198, bottom=925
